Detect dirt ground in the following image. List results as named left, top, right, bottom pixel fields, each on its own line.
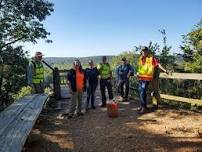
left=24, top=92, right=202, bottom=152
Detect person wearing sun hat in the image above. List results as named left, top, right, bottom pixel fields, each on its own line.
left=27, top=51, right=45, bottom=93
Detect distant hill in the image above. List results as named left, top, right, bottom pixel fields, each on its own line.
left=43, top=56, right=115, bottom=66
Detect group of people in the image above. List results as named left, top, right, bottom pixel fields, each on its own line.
left=27, top=46, right=168, bottom=118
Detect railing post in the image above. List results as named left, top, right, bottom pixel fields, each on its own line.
left=53, top=67, right=61, bottom=99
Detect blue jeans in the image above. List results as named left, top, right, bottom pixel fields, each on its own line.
left=138, top=80, right=150, bottom=108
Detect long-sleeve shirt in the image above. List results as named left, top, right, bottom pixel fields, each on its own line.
left=27, top=61, right=34, bottom=86
left=85, top=67, right=99, bottom=84
left=116, top=63, right=134, bottom=82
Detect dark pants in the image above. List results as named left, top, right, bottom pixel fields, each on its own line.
left=86, top=83, right=97, bottom=108
left=138, top=80, right=150, bottom=108
left=32, top=83, right=44, bottom=94
left=118, top=79, right=129, bottom=100
left=100, top=78, right=113, bottom=105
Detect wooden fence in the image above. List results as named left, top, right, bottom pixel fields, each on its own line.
left=48, top=61, right=202, bottom=106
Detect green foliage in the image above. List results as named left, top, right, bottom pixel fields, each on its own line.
left=181, top=20, right=202, bottom=73
left=158, top=29, right=175, bottom=70
left=0, top=46, right=29, bottom=106
left=111, top=51, right=137, bottom=70
left=0, top=0, right=54, bottom=49
left=0, top=0, right=54, bottom=110
left=13, top=86, right=32, bottom=101
left=44, top=56, right=114, bottom=67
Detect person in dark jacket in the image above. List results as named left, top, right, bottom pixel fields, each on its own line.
left=85, top=60, right=99, bottom=111
left=116, top=57, right=134, bottom=102
left=67, top=59, right=86, bottom=118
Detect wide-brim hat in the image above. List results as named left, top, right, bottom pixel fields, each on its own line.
left=35, top=51, right=44, bottom=57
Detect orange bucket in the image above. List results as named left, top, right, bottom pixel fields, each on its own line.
left=107, top=100, right=118, bottom=118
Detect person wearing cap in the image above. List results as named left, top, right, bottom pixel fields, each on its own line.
left=97, top=56, right=113, bottom=107
left=137, top=47, right=159, bottom=114
left=85, top=60, right=99, bottom=110
left=116, top=57, right=134, bottom=102
left=67, top=59, right=86, bottom=118
left=27, top=51, right=45, bottom=93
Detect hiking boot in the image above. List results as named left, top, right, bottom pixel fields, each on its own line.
left=138, top=107, right=147, bottom=114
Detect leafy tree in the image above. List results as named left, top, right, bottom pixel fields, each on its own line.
left=0, top=0, right=54, bottom=49
left=158, top=29, right=175, bottom=70
left=181, top=20, right=202, bottom=72
left=0, top=0, right=54, bottom=109
left=111, top=51, right=137, bottom=71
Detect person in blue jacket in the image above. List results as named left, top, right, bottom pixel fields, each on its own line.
left=116, top=57, right=134, bottom=102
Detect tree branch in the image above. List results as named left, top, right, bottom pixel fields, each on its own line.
left=0, top=37, right=24, bottom=49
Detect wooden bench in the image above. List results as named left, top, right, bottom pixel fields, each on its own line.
left=0, top=94, right=48, bottom=152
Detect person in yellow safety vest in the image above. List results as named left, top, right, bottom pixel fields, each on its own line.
left=27, top=52, right=45, bottom=93
left=97, top=56, right=113, bottom=107
left=137, top=47, right=159, bottom=114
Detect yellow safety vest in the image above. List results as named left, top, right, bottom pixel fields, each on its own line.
left=137, top=55, right=154, bottom=81
left=97, top=63, right=111, bottom=79
left=32, top=60, right=44, bottom=84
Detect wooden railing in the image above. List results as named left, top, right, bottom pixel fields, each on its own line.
left=51, top=65, right=202, bottom=106
left=159, top=73, right=202, bottom=106
left=130, top=73, right=202, bottom=106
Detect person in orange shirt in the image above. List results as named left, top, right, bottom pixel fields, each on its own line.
left=67, top=59, right=86, bottom=118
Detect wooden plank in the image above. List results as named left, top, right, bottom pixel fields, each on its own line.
left=160, top=94, right=202, bottom=106
left=0, top=94, right=38, bottom=136
left=0, top=94, right=48, bottom=152
left=160, top=72, right=202, bottom=80
left=132, top=73, right=202, bottom=80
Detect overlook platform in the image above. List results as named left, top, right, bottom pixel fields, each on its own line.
left=23, top=87, right=202, bottom=152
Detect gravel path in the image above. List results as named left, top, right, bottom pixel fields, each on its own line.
left=24, top=89, right=202, bottom=152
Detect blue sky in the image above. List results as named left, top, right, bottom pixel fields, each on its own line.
left=24, top=0, right=202, bottom=57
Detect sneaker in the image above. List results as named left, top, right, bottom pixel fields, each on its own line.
left=138, top=107, right=147, bottom=114
left=137, top=107, right=142, bottom=111
left=67, top=115, right=73, bottom=119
